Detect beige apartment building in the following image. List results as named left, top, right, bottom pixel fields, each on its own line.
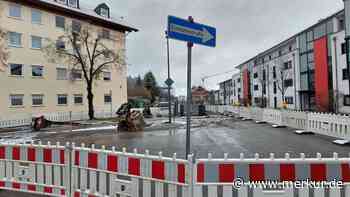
left=0, top=0, right=137, bottom=118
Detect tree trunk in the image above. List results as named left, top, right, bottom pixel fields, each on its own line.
left=87, top=84, right=94, bottom=120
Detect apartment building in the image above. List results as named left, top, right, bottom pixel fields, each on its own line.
left=0, top=0, right=137, bottom=117
left=219, top=79, right=233, bottom=105
left=230, top=8, right=350, bottom=113
left=232, top=73, right=241, bottom=105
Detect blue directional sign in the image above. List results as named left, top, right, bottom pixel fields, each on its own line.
left=167, top=15, right=216, bottom=47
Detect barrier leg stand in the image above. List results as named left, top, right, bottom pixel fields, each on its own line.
left=294, top=130, right=314, bottom=135
left=332, top=139, right=350, bottom=145
left=188, top=154, right=194, bottom=197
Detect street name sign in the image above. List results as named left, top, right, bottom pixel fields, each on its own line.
left=166, top=15, right=216, bottom=158
left=167, top=15, right=216, bottom=47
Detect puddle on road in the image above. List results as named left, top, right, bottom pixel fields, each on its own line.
left=0, top=131, right=38, bottom=144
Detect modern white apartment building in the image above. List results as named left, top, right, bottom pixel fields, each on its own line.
left=228, top=8, right=350, bottom=114
left=0, top=0, right=137, bottom=117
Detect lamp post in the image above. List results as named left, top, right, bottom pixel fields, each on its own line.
left=165, top=31, right=172, bottom=123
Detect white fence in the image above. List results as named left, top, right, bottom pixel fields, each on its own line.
left=206, top=105, right=350, bottom=142
left=0, top=141, right=349, bottom=197
left=0, top=109, right=118, bottom=129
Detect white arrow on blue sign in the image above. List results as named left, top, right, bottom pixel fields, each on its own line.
left=167, top=15, right=216, bottom=47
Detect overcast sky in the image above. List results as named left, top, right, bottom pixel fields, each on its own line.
left=85, top=0, right=344, bottom=96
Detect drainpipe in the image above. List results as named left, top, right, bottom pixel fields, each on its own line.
left=344, top=0, right=350, bottom=101
left=292, top=53, right=297, bottom=110
left=333, top=36, right=340, bottom=113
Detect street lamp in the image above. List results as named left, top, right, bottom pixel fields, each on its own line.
left=165, top=31, right=172, bottom=123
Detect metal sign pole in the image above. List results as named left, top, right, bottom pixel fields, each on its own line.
left=166, top=31, right=172, bottom=124
left=186, top=16, right=194, bottom=159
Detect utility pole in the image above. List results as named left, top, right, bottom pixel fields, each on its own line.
left=165, top=31, right=172, bottom=123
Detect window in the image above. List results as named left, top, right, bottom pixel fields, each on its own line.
left=31, top=9, right=42, bottom=24
left=273, top=82, right=277, bottom=94
left=32, top=94, right=44, bottom=106
left=10, top=63, right=23, bottom=76
left=104, top=94, right=112, bottom=103
left=254, top=97, right=260, bottom=104
left=272, top=66, right=276, bottom=79
left=57, top=68, right=68, bottom=80
left=238, top=88, right=241, bottom=92
left=237, top=78, right=241, bottom=83
left=307, top=31, right=313, bottom=42
left=299, top=33, right=307, bottom=53
left=253, top=72, right=258, bottom=79
left=74, top=94, right=83, bottom=104
left=342, top=43, right=347, bottom=55
left=339, top=18, right=345, bottom=31
left=300, top=73, right=308, bottom=91
left=285, top=97, right=294, bottom=104
left=57, top=94, right=68, bottom=105
left=71, top=69, right=82, bottom=80
left=10, top=94, right=24, bottom=106
left=56, top=16, right=65, bottom=28
left=100, top=8, right=109, bottom=18
left=314, top=23, right=326, bottom=40
left=103, top=72, right=111, bottom=81
left=72, top=20, right=81, bottom=33
left=68, top=0, right=78, bottom=7
left=32, top=65, right=43, bottom=77
left=344, top=95, right=350, bottom=106
left=8, top=32, right=22, bottom=47
left=9, top=4, right=21, bottom=18
left=254, top=85, right=259, bottom=91
left=284, top=79, right=293, bottom=87
left=263, top=70, right=266, bottom=81
left=343, top=69, right=349, bottom=80
left=283, top=61, right=292, bottom=70
left=57, top=0, right=67, bottom=4
left=262, top=84, right=266, bottom=94
left=99, top=29, right=110, bottom=39
left=56, top=40, right=65, bottom=50
left=31, top=36, right=42, bottom=49
left=300, top=54, right=308, bottom=72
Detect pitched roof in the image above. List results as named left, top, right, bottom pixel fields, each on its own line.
left=7, top=0, right=138, bottom=32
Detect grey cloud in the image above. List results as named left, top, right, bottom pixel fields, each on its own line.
left=85, top=0, right=344, bottom=95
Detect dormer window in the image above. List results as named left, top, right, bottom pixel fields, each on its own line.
left=68, top=0, right=78, bottom=8
left=100, top=8, right=109, bottom=18
left=55, top=0, right=79, bottom=8
left=95, top=3, right=110, bottom=18
left=56, top=0, right=67, bottom=5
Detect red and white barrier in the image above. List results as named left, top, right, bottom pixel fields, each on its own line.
left=0, top=141, right=69, bottom=196
left=72, top=144, right=191, bottom=197
left=194, top=152, right=350, bottom=197
left=307, top=112, right=350, bottom=143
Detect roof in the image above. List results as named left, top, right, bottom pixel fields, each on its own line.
left=7, top=0, right=138, bottom=32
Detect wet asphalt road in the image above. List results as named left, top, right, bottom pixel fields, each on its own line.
left=1, top=116, right=350, bottom=196
left=30, top=116, right=350, bottom=158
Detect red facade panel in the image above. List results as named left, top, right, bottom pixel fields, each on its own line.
left=243, top=69, right=250, bottom=105
left=314, top=36, right=329, bottom=112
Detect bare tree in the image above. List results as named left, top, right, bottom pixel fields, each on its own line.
left=273, top=59, right=292, bottom=106
left=254, top=65, right=268, bottom=108
left=43, top=25, right=125, bottom=119
left=0, top=27, right=9, bottom=71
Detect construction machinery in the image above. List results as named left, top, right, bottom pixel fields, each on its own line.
left=116, top=103, right=146, bottom=132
